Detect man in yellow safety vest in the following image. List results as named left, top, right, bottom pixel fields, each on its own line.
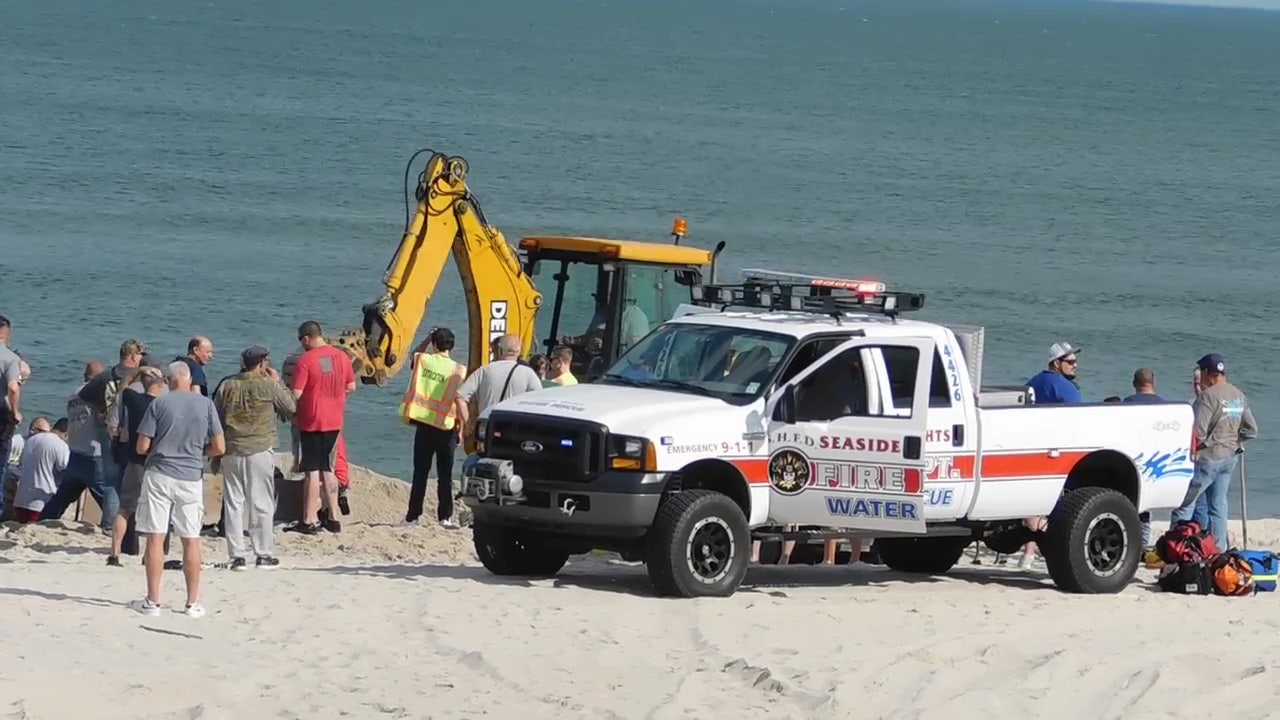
left=399, top=327, right=467, bottom=528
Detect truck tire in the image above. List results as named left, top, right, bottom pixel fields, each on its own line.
left=645, top=490, right=750, bottom=598
left=472, top=521, right=569, bottom=577
left=877, top=536, right=971, bottom=574
left=1041, top=486, right=1140, bottom=594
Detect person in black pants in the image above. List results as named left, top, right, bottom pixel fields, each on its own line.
left=405, top=422, right=458, bottom=526
left=403, top=327, right=464, bottom=528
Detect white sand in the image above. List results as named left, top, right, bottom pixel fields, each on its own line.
left=3, top=471, right=1280, bottom=720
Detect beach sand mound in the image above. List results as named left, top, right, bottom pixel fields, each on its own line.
left=1, top=463, right=477, bottom=567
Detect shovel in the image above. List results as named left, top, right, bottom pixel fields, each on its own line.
left=1238, top=449, right=1250, bottom=550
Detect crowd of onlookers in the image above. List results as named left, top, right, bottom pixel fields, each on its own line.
left=0, top=315, right=357, bottom=617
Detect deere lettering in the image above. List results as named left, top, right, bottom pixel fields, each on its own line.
left=818, top=436, right=902, bottom=454
left=488, top=300, right=508, bottom=347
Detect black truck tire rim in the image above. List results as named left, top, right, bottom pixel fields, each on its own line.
left=1084, top=512, right=1126, bottom=577
left=686, top=516, right=734, bottom=584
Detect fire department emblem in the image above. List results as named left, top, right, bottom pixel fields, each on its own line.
left=768, top=449, right=810, bottom=496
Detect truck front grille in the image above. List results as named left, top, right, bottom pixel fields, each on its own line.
left=485, top=412, right=605, bottom=482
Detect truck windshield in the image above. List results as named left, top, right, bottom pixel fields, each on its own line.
left=600, top=322, right=794, bottom=400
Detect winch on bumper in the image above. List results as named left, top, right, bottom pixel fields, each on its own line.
left=461, top=457, right=667, bottom=539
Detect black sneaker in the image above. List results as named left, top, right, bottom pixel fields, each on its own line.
left=256, top=556, right=280, bottom=569
left=322, top=518, right=341, bottom=534
left=229, top=557, right=248, bottom=571
left=163, top=559, right=183, bottom=571
left=106, top=555, right=123, bottom=567
left=284, top=522, right=320, bottom=535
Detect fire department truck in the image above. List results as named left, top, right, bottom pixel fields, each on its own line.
left=461, top=269, right=1197, bottom=598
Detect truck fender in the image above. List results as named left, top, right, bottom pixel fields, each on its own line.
left=665, top=459, right=753, bottom=521
left=1061, top=449, right=1141, bottom=507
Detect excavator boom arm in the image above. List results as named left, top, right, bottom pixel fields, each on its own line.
left=335, top=152, right=542, bottom=385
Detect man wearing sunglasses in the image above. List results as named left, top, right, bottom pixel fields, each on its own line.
left=1026, top=342, right=1083, bottom=405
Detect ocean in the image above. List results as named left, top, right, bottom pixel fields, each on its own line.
left=2, top=0, right=1278, bottom=511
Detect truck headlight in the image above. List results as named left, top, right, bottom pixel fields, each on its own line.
left=607, top=434, right=656, bottom=472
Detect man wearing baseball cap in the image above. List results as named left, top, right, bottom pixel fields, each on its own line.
left=1026, top=341, right=1083, bottom=404
left=211, top=345, right=297, bottom=569
left=1170, top=353, right=1258, bottom=545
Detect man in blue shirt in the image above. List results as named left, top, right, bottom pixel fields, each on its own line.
left=174, top=337, right=214, bottom=397
left=1026, top=342, right=1083, bottom=404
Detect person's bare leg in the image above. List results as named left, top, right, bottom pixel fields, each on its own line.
left=144, top=533, right=165, bottom=603
left=302, top=471, right=320, bottom=524
left=111, top=512, right=129, bottom=556
left=823, top=539, right=838, bottom=565
left=181, top=537, right=202, bottom=605
left=751, top=540, right=761, bottom=563
left=848, top=537, right=863, bottom=564
left=320, top=471, right=340, bottom=517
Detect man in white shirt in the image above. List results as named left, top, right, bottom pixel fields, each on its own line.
left=14, top=418, right=70, bottom=523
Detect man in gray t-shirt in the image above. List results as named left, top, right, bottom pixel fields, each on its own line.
left=454, top=334, right=543, bottom=437
left=1171, top=353, right=1259, bottom=546
left=131, top=361, right=224, bottom=619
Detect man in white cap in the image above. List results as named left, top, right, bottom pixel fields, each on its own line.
left=1026, top=341, right=1083, bottom=404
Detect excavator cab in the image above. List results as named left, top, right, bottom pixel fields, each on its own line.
left=519, top=230, right=723, bottom=382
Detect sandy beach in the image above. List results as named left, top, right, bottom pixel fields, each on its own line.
left=3, top=468, right=1279, bottom=720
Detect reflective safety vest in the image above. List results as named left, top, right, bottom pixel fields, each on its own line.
left=398, top=352, right=466, bottom=430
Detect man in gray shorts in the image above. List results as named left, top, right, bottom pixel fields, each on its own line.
left=108, top=366, right=166, bottom=566
left=131, top=361, right=224, bottom=618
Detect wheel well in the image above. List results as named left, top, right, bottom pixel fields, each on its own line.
left=671, top=459, right=752, bottom=519
left=1063, top=450, right=1140, bottom=506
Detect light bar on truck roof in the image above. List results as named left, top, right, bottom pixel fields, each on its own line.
left=691, top=280, right=925, bottom=318
left=741, top=268, right=886, bottom=295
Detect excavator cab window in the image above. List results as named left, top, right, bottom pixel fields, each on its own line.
left=526, top=252, right=704, bottom=383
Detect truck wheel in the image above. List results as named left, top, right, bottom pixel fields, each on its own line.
left=472, top=521, right=569, bottom=577
left=645, top=490, right=750, bottom=598
left=1041, top=486, right=1140, bottom=594
left=877, top=536, right=971, bottom=574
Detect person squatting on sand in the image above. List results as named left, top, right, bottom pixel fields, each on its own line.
left=132, top=361, right=224, bottom=618
left=12, top=417, right=69, bottom=523
left=213, top=345, right=296, bottom=569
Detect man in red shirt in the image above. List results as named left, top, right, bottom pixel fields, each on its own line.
left=288, top=320, right=354, bottom=534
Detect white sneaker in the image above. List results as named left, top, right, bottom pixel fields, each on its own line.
left=184, top=602, right=206, bottom=619
left=1017, top=554, right=1036, bottom=571
left=132, top=598, right=163, bottom=616
left=439, top=517, right=460, bottom=530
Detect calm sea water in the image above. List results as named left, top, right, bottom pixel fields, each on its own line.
left=3, top=0, right=1278, bottom=510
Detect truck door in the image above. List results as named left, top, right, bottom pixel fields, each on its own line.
left=764, top=337, right=935, bottom=534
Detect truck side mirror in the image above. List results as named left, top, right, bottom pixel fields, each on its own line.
left=774, top=384, right=797, bottom=424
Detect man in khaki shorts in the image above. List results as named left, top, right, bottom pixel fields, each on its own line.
left=131, top=361, right=224, bottom=618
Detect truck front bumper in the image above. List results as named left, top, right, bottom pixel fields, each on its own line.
left=461, top=461, right=667, bottom=540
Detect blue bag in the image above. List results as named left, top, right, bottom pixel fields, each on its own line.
left=1236, top=550, right=1279, bottom=592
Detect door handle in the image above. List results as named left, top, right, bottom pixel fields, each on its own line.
left=903, top=436, right=922, bottom=460
left=742, top=431, right=766, bottom=441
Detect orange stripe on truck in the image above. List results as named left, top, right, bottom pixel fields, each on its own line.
left=727, top=458, right=771, bottom=484
left=977, top=450, right=1090, bottom=480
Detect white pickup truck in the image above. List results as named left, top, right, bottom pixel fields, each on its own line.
left=462, top=270, right=1197, bottom=598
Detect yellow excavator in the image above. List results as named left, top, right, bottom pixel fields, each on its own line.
left=333, top=149, right=726, bottom=387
